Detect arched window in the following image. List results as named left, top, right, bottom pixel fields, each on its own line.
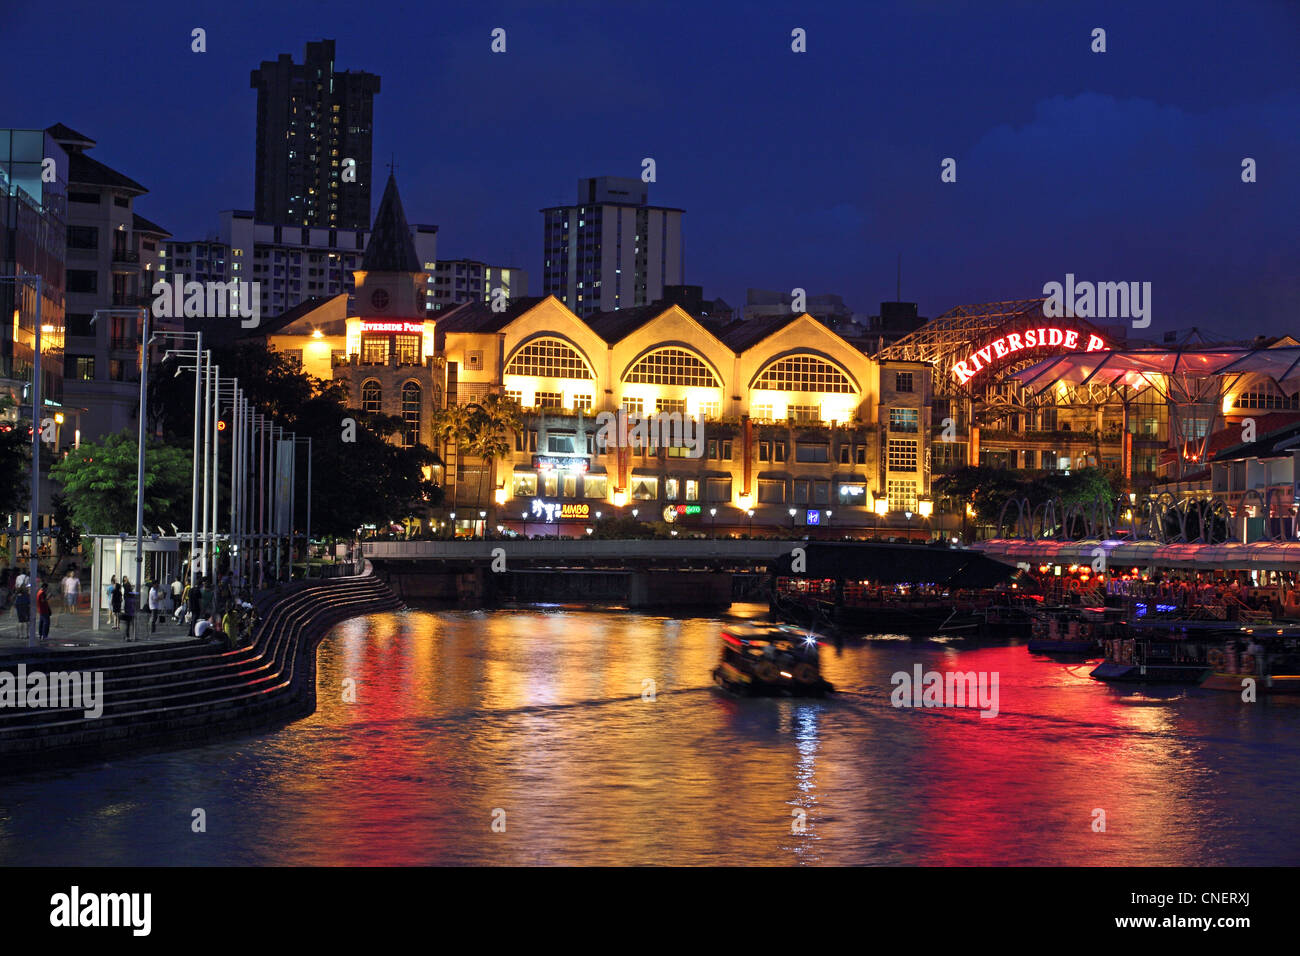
left=362, top=379, right=382, bottom=413
left=754, top=355, right=854, bottom=393
left=401, top=382, right=421, bottom=448
left=505, top=338, right=593, bottom=379
left=624, top=347, right=719, bottom=387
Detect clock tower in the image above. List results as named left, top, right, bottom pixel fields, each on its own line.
left=353, top=173, right=427, bottom=319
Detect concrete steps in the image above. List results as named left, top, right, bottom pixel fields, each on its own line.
left=0, top=570, right=403, bottom=769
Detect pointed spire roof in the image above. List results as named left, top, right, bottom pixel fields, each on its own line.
left=362, top=174, right=422, bottom=273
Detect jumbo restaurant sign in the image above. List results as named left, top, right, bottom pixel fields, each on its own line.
left=952, top=326, right=1107, bottom=385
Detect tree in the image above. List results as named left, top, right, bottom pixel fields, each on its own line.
left=0, top=418, right=28, bottom=517
left=467, top=393, right=522, bottom=507
left=49, top=433, right=192, bottom=534
left=430, top=403, right=474, bottom=512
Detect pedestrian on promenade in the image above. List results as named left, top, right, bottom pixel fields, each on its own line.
left=62, top=567, right=80, bottom=618
left=35, top=580, right=52, bottom=640
left=222, top=605, right=239, bottom=649
left=108, top=575, right=122, bottom=630
left=121, top=577, right=137, bottom=641
left=170, top=576, right=183, bottom=614
left=188, top=578, right=204, bottom=635
left=15, top=568, right=28, bottom=591
left=14, top=585, right=30, bottom=634
left=148, top=580, right=164, bottom=633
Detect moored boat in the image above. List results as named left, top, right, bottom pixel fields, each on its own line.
left=1027, top=605, right=1123, bottom=655
left=1198, top=625, right=1300, bottom=694
left=712, top=623, right=834, bottom=697
left=1090, top=627, right=1212, bottom=684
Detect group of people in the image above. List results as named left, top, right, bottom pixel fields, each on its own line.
left=2, top=567, right=82, bottom=641
left=1104, top=573, right=1291, bottom=618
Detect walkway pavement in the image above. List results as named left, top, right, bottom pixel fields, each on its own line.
left=0, top=606, right=198, bottom=658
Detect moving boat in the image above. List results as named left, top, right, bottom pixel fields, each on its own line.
left=712, top=623, right=834, bottom=697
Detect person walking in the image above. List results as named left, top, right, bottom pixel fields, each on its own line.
left=14, top=585, right=30, bottom=635
left=148, top=580, right=164, bottom=633
left=222, top=605, right=239, bottom=649
left=188, top=578, right=204, bottom=636
left=108, top=575, right=122, bottom=630
left=121, top=577, right=137, bottom=641
left=62, top=568, right=81, bottom=619
left=35, top=580, right=52, bottom=641
left=170, top=576, right=183, bottom=617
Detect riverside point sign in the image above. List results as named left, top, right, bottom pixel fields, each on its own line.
left=952, top=326, right=1107, bottom=385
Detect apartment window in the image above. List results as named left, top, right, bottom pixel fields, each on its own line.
left=622, top=397, right=644, bottom=416
left=68, top=191, right=100, bottom=204
left=813, top=480, right=831, bottom=504
left=837, top=483, right=867, bottom=505
left=113, top=196, right=129, bottom=208
left=759, top=441, right=771, bottom=462
left=839, top=444, right=851, bottom=464
left=889, top=407, right=920, bottom=433
left=758, top=479, right=785, bottom=504
left=536, top=391, right=563, bottom=409
left=752, top=404, right=773, bottom=420
left=665, top=477, right=679, bottom=500
left=67, top=225, right=97, bottom=249
left=70, top=355, right=95, bottom=381
left=774, top=441, right=786, bottom=463
left=887, top=479, right=918, bottom=512
left=685, top=479, right=699, bottom=502
left=656, top=397, right=687, bottom=414
left=361, top=336, right=388, bottom=365
left=65, top=313, right=94, bottom=337
left=67, top=270, right=97, bottom=294
left=512, top=473, right=537, bottom=497
left=707, top=439, right=718, bottom=459
left=707, top=477, right=732, bottom=502
left=361, top=380, right=382, bottom=414
left=541, top=472, right=558, bottom=497
left=793, top=480, right=810, bottom=504
left=888, top=439, right=918, bottom=471
left=666, top=445, right=691, bottom=458
left=788, top=404, right=820, bottom=423
left=572, top=394, right=593, bottom=411
left=504, top=389, right=523, bottom=405
left=720, top=440, right=732, bottom=460
left=855, top=445, right=867, bottom=465
left=894, top=372, right=914, bottom=393
left=583, top=474, right=607, bottom=498
left=698, top=401, right=721, bottom=421
left=796, top=442, right=829, bottom=463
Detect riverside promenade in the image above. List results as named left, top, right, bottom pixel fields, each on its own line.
left=0, top=566, right=403, bottom=771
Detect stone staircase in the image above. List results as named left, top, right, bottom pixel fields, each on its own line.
left=0, top=568, right=403, bottom=770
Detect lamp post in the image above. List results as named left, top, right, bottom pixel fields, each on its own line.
left=874, top=494, right=889, bottom=540
left=1, top=275, right=43, bottom=646
left=905, top=510, right=914, bottom=541
left=709, top=506, right=717, bottom=538
left=162, top=333, right=205, bottom=580
left=747, top=509, right=754, bottom=536
left=479, top=510, right=487, bottom=540
left=449, top=512, right=456, bottom=540
left=918, top=498, right=933, bottom=542
left=826, top=509, right=833, bottom=539
left=788, top=507, right=797, bottom=534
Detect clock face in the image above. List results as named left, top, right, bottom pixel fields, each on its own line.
left=370, top=288, right=390, bottom=311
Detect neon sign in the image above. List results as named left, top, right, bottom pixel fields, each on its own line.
left=952, top=327, right=1106, bottom=385
left=531, top=499, right=589, bottom=522
left=360, top=320, right=425, bottom=334
left=532, top=455, right=588, bottom=473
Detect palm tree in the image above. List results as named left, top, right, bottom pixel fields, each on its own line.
left=430, top=403, right=474, bottom=516
left=469, top=393, right=523, bottom=509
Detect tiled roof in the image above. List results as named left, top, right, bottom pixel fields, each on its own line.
left=433, top=296, right=547, bottom=334
left=716, top=312, right=802, bottom=352
left=46, top=123, right=96, bottom=149
left=584, top=304, right=673, bottom=344
left=132, top=212, right=170, bottom=237
left=65, top=151, right=147, bottom=194
left=362, top=174, right=421, bottom=273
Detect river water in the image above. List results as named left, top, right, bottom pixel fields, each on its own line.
left=2, top=606, right=1299, bottom=865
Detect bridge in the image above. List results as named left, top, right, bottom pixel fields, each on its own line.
left=360, top=538, right=805, bottom=568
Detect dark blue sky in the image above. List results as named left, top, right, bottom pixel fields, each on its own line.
left=11, top=0, right=1298, bottom=335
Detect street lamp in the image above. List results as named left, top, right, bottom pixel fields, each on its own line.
left=747, top=508, right=754, bottom=536
left=905, top=510, right=914, bottom=540
left=788, top=507, right=797, bottom=534
left=826, top=509, right=833, bottom=538
left=479, top=510, right=487, bottom=540
left=874, top=494, right=889, bottom=540
left=709, top=506, right=717, bottom=538
left=449, top=512, right=456, bottom=540
left=918, top=498, right=933, bottom=541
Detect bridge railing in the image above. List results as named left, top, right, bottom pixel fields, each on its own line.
left=360, top=539, right=801, bottom=562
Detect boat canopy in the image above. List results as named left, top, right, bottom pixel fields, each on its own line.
left=977, top=538, right=1300, bottom=572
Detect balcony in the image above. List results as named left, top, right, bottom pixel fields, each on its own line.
left=111, top=249, right=141, bottom=266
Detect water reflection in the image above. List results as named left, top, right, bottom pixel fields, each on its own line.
left=1, top=606, right=1299, bottom=865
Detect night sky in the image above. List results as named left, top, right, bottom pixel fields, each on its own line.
left=10, top=0, right=1298, bottom=336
